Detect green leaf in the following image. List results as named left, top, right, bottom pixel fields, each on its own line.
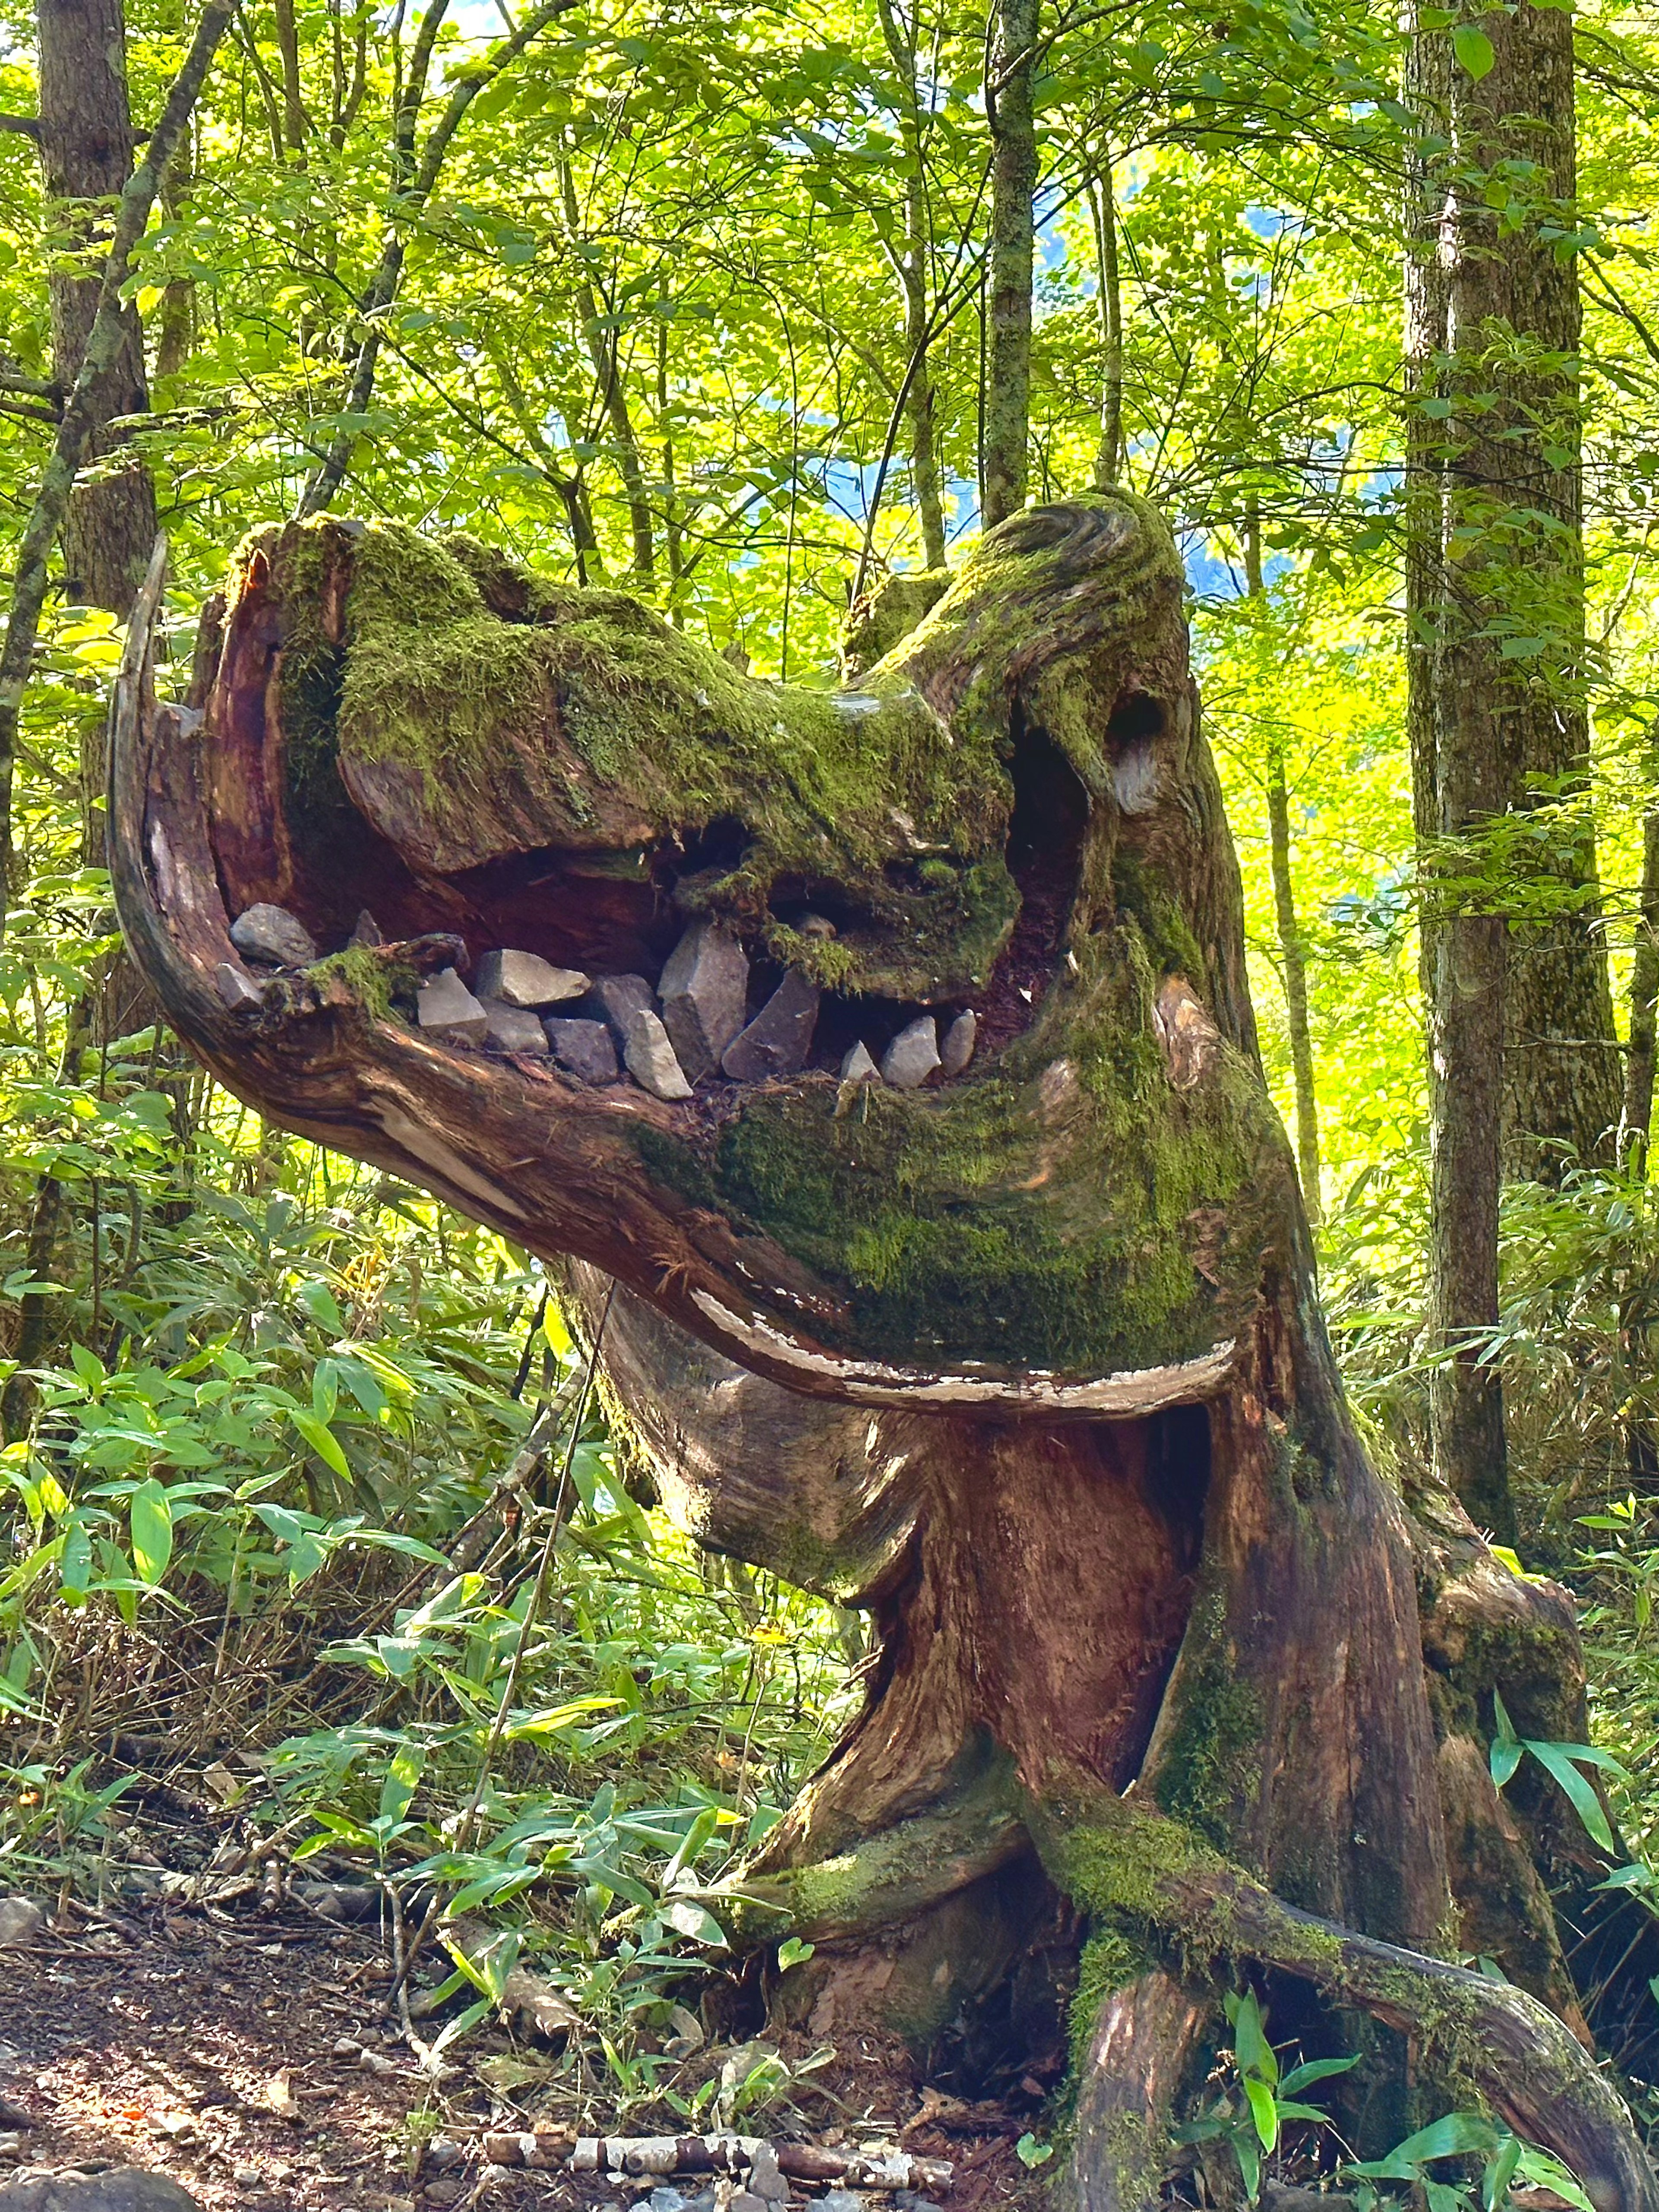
left=1489, top=1691, right=1522, bottom=1789
left=378, top=1745, right=425, bottom=1827
left=289, top=1409, right=350, bottom=1480
left=1279, top=2055, right=1361, bottom=2094
left=661, top=1897, right=729, bottom=1948
left=1235, top=2132, right=1262, bottom=2203
left=1452, top=23, right=1494, bottom=77
left=777, top=1936, right=815, bottom=1970
left=1522, top=1740, right=1615, bottom=1853
left=1244, top=2076, right=1280, bottom=2152
left=1510, top=2146, right=1593, bottom=2212
left=129, top=1478, right=173, bottom=1585
left=1483, top=2134, right=1522, bottom=2211
left=1015, top=2136, right=1053, bottom=2170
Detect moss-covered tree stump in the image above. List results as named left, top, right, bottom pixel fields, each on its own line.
left=110, top=497, right=1657, bottom=2212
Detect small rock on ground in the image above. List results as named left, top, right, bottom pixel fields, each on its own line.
left=475, top=950, right=590, bottom=1008
left=880, top=1014, right=940, bottom=1089
left=0, top=1901, right=46, bottom=1951
left=939, top=1009, right=977, bottom=1076
left=229, top=904, right=317, bottom=968
left=416, top=969, right=488, bottom=1045
left=659, top=922, right=748, bottom=1081
left=623, top=1009, right=693, bottom=1100
left=0, top=2173, right=203, bottom=2212
left=545, top=1017, right=619, bottom=1085
left=839, top=1042, right=879, bottom=1084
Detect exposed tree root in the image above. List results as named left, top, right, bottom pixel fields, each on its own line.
left=1040, top=1796, right=1658, bottom=2212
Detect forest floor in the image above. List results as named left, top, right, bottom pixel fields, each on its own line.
left=0, top=1889, right=1039, bottom=2212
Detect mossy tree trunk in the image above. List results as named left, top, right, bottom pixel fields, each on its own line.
left=109, top=495, right=1656, bottom=2210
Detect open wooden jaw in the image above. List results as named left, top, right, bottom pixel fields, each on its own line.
left=108, top=495, right=1304, bottom=1420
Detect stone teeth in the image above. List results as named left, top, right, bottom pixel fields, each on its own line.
left=476, top=949, right=591, bottom=1008
left=483, top=1001, right=549, bottom=1054
left=622, top=1007, right=694, bottom=1100
left=215, top=963, right=265, bottom=1013
left=940, top=1008, right=978, bottom=1076
left=721, top=969, right=819, bottom=1082
left=798, top=912, right=837, bottom=940
left=658, top=920, right=748, bottom=1082
left=839, top=1041, right=880, bottom=1084
left=586, top=973, right=657, bottom=1046
left=229, top=902, right=317, bottom=967
left=880, top=1014, right=941, bottom=1089
left=349, top=909, right=384, bottom=948
left=416, top=967, right=489, bottom=1045
left=545, top=1017, right=619, bottom=1087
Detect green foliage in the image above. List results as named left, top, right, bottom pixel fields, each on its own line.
left=1344, top=2112, right=1595, bottom=2212
left=1176, top=1989, right=1358, bottom=2203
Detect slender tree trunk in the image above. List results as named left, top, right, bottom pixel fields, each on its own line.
left=1246, top=512, right=1320, bottom=1220
left=562, top=161, right=654, bottom=584
left=296, top=0, right=571, bottom=518
left=982, top=0, right=1036, bottom=527
left=272, top=0, right=306, bottom=153
left=1090, top=155, right=1122, bottom=491
left=875, top=0, right=947, bottom=571
left=1621, top=743, right=1659, bottom=1163
left=38, top=0, right=159, bottom=613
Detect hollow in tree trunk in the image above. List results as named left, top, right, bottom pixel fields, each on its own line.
left=108, top=498, right=1657, bottom=2209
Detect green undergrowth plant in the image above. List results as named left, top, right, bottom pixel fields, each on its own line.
left=1343, top=2111, right=1595, bottom=2212
left=1176, top=1989, right=1359, bottom=2202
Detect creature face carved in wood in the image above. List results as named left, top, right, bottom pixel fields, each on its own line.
left=111, top=493, right=1303, bottom=1412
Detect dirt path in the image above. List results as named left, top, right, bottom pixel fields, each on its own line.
left=0, top=1904, right=1033, bottom=2212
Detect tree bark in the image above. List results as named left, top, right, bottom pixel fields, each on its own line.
left=1462, top=3, right=1618, bottom=1177
left=982, top=0, right=1036, bottom=526
left=108, top=493, right=1655, bottom=2206
left=1621, top=733, right=1659, bottom=1162
left=37, top=0, right=159, bottom=612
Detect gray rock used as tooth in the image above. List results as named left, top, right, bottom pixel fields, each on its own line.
left=939, top=1008, right=978, bottom=1076
left=0, top=1898, right=45, bottom=1950
left=476, top=949, right=591, bottom=1008
left=545, top=1017, right=619, bottom=1087
left=229, top=902, right=316, bottom=967
left=659, top=920, right=748, bottom=1081
left=587, top=973, right=657, bottom=1045
left=349, top=909, right=384, bottom=948
left=215, top=963, right=264, bottom=1013
left=483, top=1001, right=548, bottom=1055
left=623, top=1008, right=694, bottom=1101
left=798, top=912, right=837, bottom=940
left=416, top=968, right=488, bottom=1045
left=840, top=1041, right=880, bottom=1083
left=880, top=1014, right=940, bottom=1089
left=721, top=969, right=819, bottom=1081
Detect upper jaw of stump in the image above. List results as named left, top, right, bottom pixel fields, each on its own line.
left=110, top=493, right=1303, bottom=1414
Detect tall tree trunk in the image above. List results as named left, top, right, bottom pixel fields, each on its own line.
left=982, top=0, right=1036, bottom=527
left=1246, top=512, right=1320, bottom=1220
left=1621, top=746, right=1659, bottom=1162
left=1476, top=3, right=1619, bottom=1177
left=38, top=0, right=159, bottom=613
left=1090, top=154, right=1122, bottom=492
left=110, top=494, right=1658, bottom=2208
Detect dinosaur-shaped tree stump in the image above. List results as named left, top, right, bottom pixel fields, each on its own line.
left=109, top=499, right=1657, bottom=2210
